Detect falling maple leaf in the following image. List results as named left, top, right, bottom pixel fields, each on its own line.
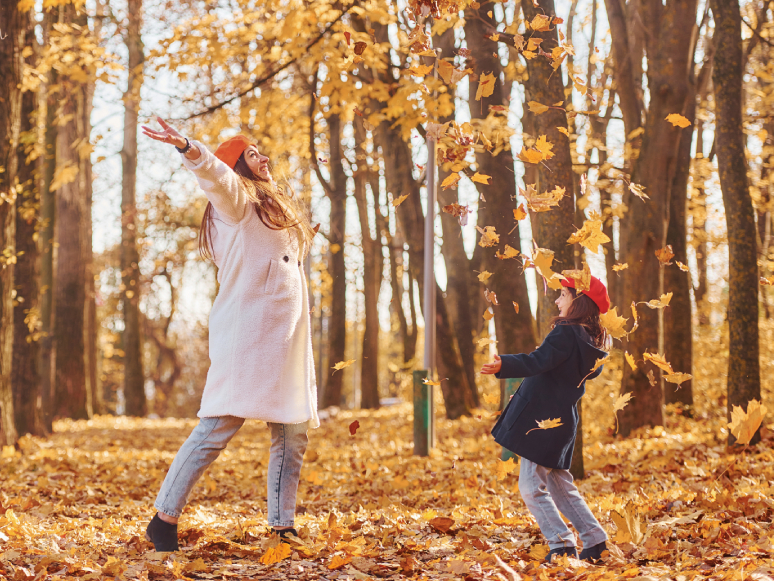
left=407, top=64, right=433, bottom=76
left=260, top=542, right=292, bottom=565
left=527, top=417, right=563, bottom=434
left=332, top=359, right=356, bottom=372
left=613, top=262, right=629, bottom=272
left=477, top=270, right=493, bottom=283
left=566, top=219, right=611, bottom=254
left=422, top=377, right=445, bottom=386
left=528, top=101, right=550, bottom=115
left=483, top=392, right=499, bottom=405
left=534, top=135, right=554, bottom=160
left=643, top=352, right=674, bottom=374
left=442, top=202, right=471, bottom=225
left=530, top=14, right=552, bottom=31
left=664, top=372, right=692, bottom=386
left=665, top=113, right=691, bottom=128
left=639, top=292, right=673, bottom=309
left=629, top=182, right=649, bottom=200
left=496, top=457, right=517, bottom=481
left=483, top=308, right=494, bottom=321
left=392, top=193, right=409, bottom=207
left=613, top=392, right=633, bottom=434
left=441, top=172, right=462, bottom=190
left=513, top=204, right=527, bottom=220
left=471, top=172, right=492, bottom=184
left=630, top=301, right=639, bottom=334
left=600, top=307, right=628, bottom=339
left=612, top=501, right=644, bottom=544
left=475, top=72, right=496, bottom=101
left=517, top=146, right=544, bottom=164
left=495, top=244, right=520, bottom=259
left=520, top=183, right=565, bottom=212
left=349, top=420, right=360, bottom=435
left=562, top=263, right=591, bottom=292
left=476, top=225, right=499, bottom=247
left=328, top=554, right=353, bottom=570
left=760, top=276, right=774, bottom=286
left=728, top=399, right=768, bottom=445
left=484, top=288, right=499, bottom=305
left=655, top=245, right=675, bottom=264
left=557, top=126, right=570, bottom=137
left=477, top=337, right=497, bottom=348
left=625, top=351, right=637, bottom=371
left=513, top=301, right=520, bottom=313
left=533, top=247, right=565, bottom=290
left=676, top=261, right=690, bottom=272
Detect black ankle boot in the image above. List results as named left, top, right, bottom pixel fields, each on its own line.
left=271, top=527, right=298, bottom=543
left=545, top=546, right=578, bottom=563
left=145, top=513, right=179, bottom=551
left=579, top=541, right=607, bottom=562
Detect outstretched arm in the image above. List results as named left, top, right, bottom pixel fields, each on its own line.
left=491, top=325, right=574, bottom=379
left=141, top=118, right=248, bottom=224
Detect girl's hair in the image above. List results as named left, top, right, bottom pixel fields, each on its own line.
left=198, top=151, right=316, bottom=260
left=550, top=287, right=610, bottom=349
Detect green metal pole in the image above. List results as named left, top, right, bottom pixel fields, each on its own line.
left=414, top=370, right=432, bottom=456
left=500, top=377, right=522, bottom=461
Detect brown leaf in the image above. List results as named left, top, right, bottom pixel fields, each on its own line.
left=429, top=516, right=455, bottom=533
left=349, top=420, right=360, bottom=436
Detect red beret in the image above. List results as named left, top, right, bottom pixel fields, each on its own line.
left=214, top=135, right=252, bottom=168
left=561, top=275, right=610, bottom=314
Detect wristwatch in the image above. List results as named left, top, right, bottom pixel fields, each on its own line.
left=175, top=138, right=192, bottom=154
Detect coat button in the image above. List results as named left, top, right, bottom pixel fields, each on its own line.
left=283, top=255, right=289, bottom=262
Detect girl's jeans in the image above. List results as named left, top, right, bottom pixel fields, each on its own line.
left=154, top=416, right=308, bottom=527
left=518, top=458, right=608, bottom=550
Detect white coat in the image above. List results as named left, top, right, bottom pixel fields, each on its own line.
left=181, top=142, right=319, bottom=428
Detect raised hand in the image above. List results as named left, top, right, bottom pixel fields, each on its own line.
left=141, top=117, right=186, bottom=149
left=480, top=354, right=502, bottom=375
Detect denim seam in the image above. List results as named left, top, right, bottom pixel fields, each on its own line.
left=549, top=470, right=606, bottom=547
left=271, top=424, right=287, bottom=526
left=156, top=418, right=223, bottom=517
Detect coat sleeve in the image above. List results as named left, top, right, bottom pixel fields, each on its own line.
left=181, top=141, right=249, bottom=225
left=495, top=325, right=574, bottom=379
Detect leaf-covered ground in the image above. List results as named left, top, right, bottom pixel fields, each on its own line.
left=2, top=338, right=774, bottom=580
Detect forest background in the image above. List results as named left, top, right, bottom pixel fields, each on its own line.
left=0, top=0, right=773, bottom=471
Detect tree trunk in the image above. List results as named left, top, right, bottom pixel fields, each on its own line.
left=121, top=0, right=146, bottom=417
left=0, top=0, right=24, bottom=446
left=54, top=4, right=89, bottom=420
left=12, top=12, right=42, bottom=437
left=465, top=7, right=536, bottom=357
left=711, top=0, right=761, bottom=446
left=321, top=113, right=347, bottom=408
left=353, top=121, right=382, bottom=409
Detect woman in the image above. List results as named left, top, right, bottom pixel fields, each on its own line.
left=141, top=118, right=318, bottom=551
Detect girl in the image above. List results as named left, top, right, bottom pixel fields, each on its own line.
left=481, top=275, right=610, bottom=563
left=141, top=118, right=318, bottom=551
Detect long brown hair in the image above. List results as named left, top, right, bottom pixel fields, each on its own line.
left=198, top=151, right=315, bottom=260
left=550, top=287, right=610, bottom=349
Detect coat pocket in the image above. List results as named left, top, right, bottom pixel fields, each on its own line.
left=264, top=259, right=278, bottom=294
left=506, top=391, right=531, bottom=431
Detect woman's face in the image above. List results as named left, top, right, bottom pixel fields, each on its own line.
left=244, top=145, right=271, bottom=181
left=555, top=287, right=573, bottom=317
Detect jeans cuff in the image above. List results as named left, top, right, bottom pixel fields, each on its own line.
left=269, top=520, right=295, bottom=527
left=154, top=503, right=182, bottom=518
left=548, top=540, right=577, bottom=550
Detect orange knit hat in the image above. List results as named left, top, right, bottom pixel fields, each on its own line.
left=214, top=135, right=252, bottom=168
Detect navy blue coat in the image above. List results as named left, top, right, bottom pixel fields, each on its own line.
left=491, top=323, right=607, bottom=470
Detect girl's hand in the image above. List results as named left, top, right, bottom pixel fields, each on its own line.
left=480, top=354, right=502, bottom=375
left=141, top=117, right=186, bottom=149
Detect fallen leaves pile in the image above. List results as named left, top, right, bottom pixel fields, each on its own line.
left=2, top=330, right=774, bottom=580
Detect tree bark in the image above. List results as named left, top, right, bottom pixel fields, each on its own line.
left=711, top=0, right=761, bottom=446
left=0, top=0, right=24, bottom=445
left=54, top=4, right=89, bottom=420
left=121, top=0, right=146, bottom=417
left=321, top=113, right=347, bottom=408
left=12, top=12, right=42, bottom=437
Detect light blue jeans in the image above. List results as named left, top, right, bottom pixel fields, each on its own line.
left=154, top=416, right=308, bottom=527
left=518, top=458, right=608, bottom=550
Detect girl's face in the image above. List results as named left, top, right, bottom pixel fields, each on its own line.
left=244, top=145, right=271, bottom=181
left=555, top=287, right=573, bottom=317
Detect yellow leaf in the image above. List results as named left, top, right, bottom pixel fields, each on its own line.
left=665, top=113, right=691, bottom=128
left=533, top=247, right=565, bottom=290
left=630, top=301, right=639, bottom=333
left=495, top=244, right=520, bottom=259
left=613, top=263, right=629, bottom=272
left=655, top=245, right=675, bottom=264
left=483, top=308, right=494, bottom=321
left=527, top=417, right=563, bottom=434
left=527, top=101, right=549, bottom=115
left=639, top=292, right=673, bottom=309
left=483, top=392, right=499, bottom=404
left=529, top=544, right=550, bottom=561
left=438, top=60, right=455, bottom=84
left=566, top=219, right=611, bottom=254
left=50, top=164, right=79, bottom=192
left=561, top=263, right=591, bottom=292
left=526, top=37, right=543, bottom=52
left=600, top=307, right=628, bottom=340
left=423, top=377, right=444, bottom=386
left=517, top=147, right=544, bottom=164
left=625, top=351, right=637, bottom=371
left=612, top=501, right=644, bottom=544
left=512, top=301, right=519, bottom=313
left=407, top=64, right=434, bottom=77
left=530, top=14, right=552, bottom=31
left=728, top=399, right=768, bottom=445
left=534, top=135, right=554, bottom=160
left=513, top=203, right=527, bottom=220
left=261, top=542, right=292, bottom=565
left=664, top=372, right=692, bottom=385
left=307, top=470, right=323, bottom=485
left=392, top=193, right=409, bottom=207
left=441, top=172, right=462, bottom=190
left=612, top=392, right=633, bottom=433
left=642, top=352, right=674, bottom=374
left=520, top=183, right=565, bottom=212
left=475, top=72, right=496, bottom=101
left=477, top=337, right=497, bottom=348
left=557, top=126, right=570, bottom=137
left=476, top=225, right=499, bottom=247
left=490, top=33, right=500, bottom=41
left=471, top=172, right=492, bottom=185
left=760, top=275, right=774, bottom=286
left=676, top=261, right=690, bottom=272
left=478, top=270, right=493, bottom=282
left=522, top=50, right=537, bottom=60
left=328, top=554, right=352, bottom=570
left=332, top=359, right=356, bottom=371
left=629, top=182, right=649, bottom=200
left=496, top=457, right=517, bottom=480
